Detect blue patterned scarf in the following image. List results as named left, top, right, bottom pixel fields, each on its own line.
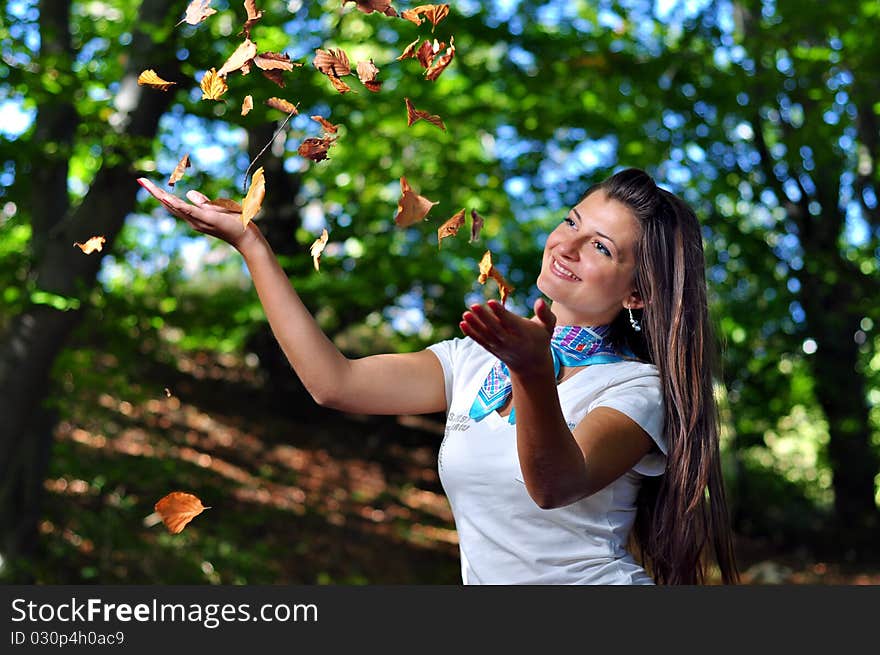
left=469, top=324, right=623, bottom=425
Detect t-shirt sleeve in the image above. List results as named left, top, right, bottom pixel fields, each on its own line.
left=588, top=368, right=667, bottom=476
left=426, top=338, right=459, bottom=413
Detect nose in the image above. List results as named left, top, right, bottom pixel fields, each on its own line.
left=555, top=230, right=584, bottom=260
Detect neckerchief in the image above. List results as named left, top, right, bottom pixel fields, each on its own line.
left=468, top=324, right=623, bottom=425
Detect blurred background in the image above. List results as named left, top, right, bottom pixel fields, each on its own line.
left=0, top=0, right=877, bottom=584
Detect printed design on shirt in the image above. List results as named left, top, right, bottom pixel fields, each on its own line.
left=439, top=411, right=472, bottom=471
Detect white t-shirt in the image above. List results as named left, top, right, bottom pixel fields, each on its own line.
left=427, top=336, right=666, bottom=585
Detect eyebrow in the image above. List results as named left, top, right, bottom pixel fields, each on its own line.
left=571, top=208, right=619, bottom=250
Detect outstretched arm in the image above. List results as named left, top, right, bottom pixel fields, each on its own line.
left=460, top=298, right=653, bottom=508
left=138, top=178, right=446, bottom=416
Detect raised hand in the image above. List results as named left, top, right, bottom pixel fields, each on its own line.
left=460, top=297, right=557, bottom=377
left=136, top=177, right=256, bottom=250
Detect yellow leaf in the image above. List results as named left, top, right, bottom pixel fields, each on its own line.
left=241, top=167, right=266, bottom=229
left=137, top=69, right=176, bottom=91
left=73, top=235, right=107, bottom=254
left=200, top=67, right=228, bottom=100
left=167, top=153, right=191, bottom=186
left=310, top=228, right=329, bottom=271
left=241, top=94, right=254, bottom=116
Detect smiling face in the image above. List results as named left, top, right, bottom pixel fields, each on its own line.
left=536, top=190, right=644, bottom=327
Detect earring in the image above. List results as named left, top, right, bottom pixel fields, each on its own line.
left=628, top=307, right=641, bottom=332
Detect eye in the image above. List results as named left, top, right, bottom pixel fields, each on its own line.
left=593, top=241, right=611, bottom=257
left=561, top=216, right=575, bottom=228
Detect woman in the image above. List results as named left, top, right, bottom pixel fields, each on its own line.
left=137, top=167, right=739, bottom=585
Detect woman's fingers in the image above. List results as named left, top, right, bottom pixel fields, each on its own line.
left=186, top=189, right=211, bottom=205
left=534, top=298, right=556, bottom=332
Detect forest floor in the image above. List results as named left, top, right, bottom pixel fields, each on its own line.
left=25, top=342, right=880, bottom=586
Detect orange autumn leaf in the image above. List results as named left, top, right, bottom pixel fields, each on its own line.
left=396, top=37, right=421, bottom=61
left=416, top=39, right=445, bottom=69
left=394, top=176, right=438, bottom=227
left=241, top=94, right=254, bottom=116
left=425, top=36, right=455, bottom=81
left=206, top=197, right=243, bottom=212
left=405, top=97, right=445, bottom=131
left=217, top=38, right=258, bottom=77
left=137, top=69, right=176, bottom=91
left=345, top=0, right=398, bottom=16
left=437, top=208, right=466, bottom=248
left=242, top=0, right=264, bottom=38
left=401, top=4, right=450, bottom=30
left=477, top=250, right=514, bottom=304
left=310, top=115, right=339, bottom=134
left=265, top=97, right=299, bottom=114
left=326, top=75, right=352, bottom=94
left=313, top=48, right=352, bottom=77
left=356, top=60, right=382, bottom=92
left=167, top=153, right=191, bottom=186
left=73, top=235, right=107, bottom=254
left=200, top=67, right=228, bottom=100
left=177, top=0, right=217, bottom=26
left=241, top=166, right=265, bottom=229
left=253, top=51, right=299, bottom=71
left=310, top=228, right=329, bottom=271
left=470, top=209, right=485, bottom=242
left=298, top=136, right=335, bottom=162
left=154, top=491, right=210, bottom=534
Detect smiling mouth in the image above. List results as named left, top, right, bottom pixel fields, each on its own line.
left=551, top=257, right=581, bottom=281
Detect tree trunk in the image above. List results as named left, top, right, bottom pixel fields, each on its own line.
left=0, top=0, right=181, bottom=579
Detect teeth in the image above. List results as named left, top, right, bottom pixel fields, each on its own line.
left=552, top=258, right=580, bottom=281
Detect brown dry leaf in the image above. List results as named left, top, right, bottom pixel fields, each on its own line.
left=313, top=48, right=352, bottom=77
left=241, top=94, right=254, bottom=116
left=242, top=0, right=264, bottom=38
left=327, top=75, right=352, bottom=94
left=298, top=136, right=335, bottom=162
left=477, top=250, right=513, bottom=304
left=137, top=69, right=176, bottom=91
left=177, top=0, right=217, bottom=26
left=261, top=69, right=286, bottom=87
left=394, top=177, right=438, bottom=227
left=254, top=51, right=299, bottom=71
left=425, top=36, right=455, bottom=81
left=206, top=197, right=243, bottom=212
left=310, top=228, right=329, bottom=271
left=167, top=153, right=191, bottom=186
left=416, top=39, right=444, bottom=69
left=345, top=0, right=398, bottom=16
left=217, top=38, right=258, bottom=77
left=401, top=4, right=450, bottom=30
left=397, top=37, right=421, bottom=61
left=241, top=166, right=266, bottom=229
left=356, top=60, right=382, bottom=92
left=154, top=491, right=210, bottom=534
left=404, top=97, right=445, bottom=131
left=470, top=209, right=485, bottom=242
left=73, top=235, right=107, bottom=254
left=200, top=67, right=228, bottom=100
left=265, top=97, right=299, bottom=114
left=437, top=208, right=466, bottom=248
left=311, top=115, right=339, bottom=134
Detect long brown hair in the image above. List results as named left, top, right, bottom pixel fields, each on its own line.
left=585, top=168, right=739, bottom=584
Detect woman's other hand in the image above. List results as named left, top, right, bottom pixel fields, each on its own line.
left=460, top=297, right=557, bottom=378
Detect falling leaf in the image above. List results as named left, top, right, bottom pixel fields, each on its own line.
left=311, top=115, right=339, bottom=134
left=405, top=97, right=445, bottom=131
left=477, top=250, right=514, bottom=304
left=154, top=491, right=210, bottom=534
left=416, top=39, right=444, bottom=69
left=326, top=75, right=352, bottom=94
left=397, top=37, right=421, bottom=61
left=164, top=387, right=172, bottom=397
left=177, top=0, right=217, bottom=26
left=242, top=0, right=264, bottom=38
left=298, top=136, right=335, bottom=162
left=217, top=38, right=258, bottom=77
left=253, top=51, right=299, bottom=71
left=401, top=4, right=450, bottom=30
left=310, top=228, right=329, bottom=271
left=206, top=198, right=243, bottom=212
left=313, top=48, right=352, bottom=77
left=167, top=154, right=191, bottom=186
left=73, top=236, right=107, bottom=254
left=394, top=177, right=438, bottom=227
left=470, top=209, right=485, bottom=242
left=200, top=67, right=228, bottom=100
left=241, top=166, right=266, bottom=229
left=437, top=208, right=466, bottom=248
left=265, top=97, right=299, bottom=114
left=137, top=69, right=176, bottom=91
left=241, top=94, right=254, bottom=116
left=425, top=36, right=455, bottom=81
left=356, top=60, right=382, bottom=92
left=261, top=69, right=286, bottom=87
left=345, top=0, right=398, bottom=16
